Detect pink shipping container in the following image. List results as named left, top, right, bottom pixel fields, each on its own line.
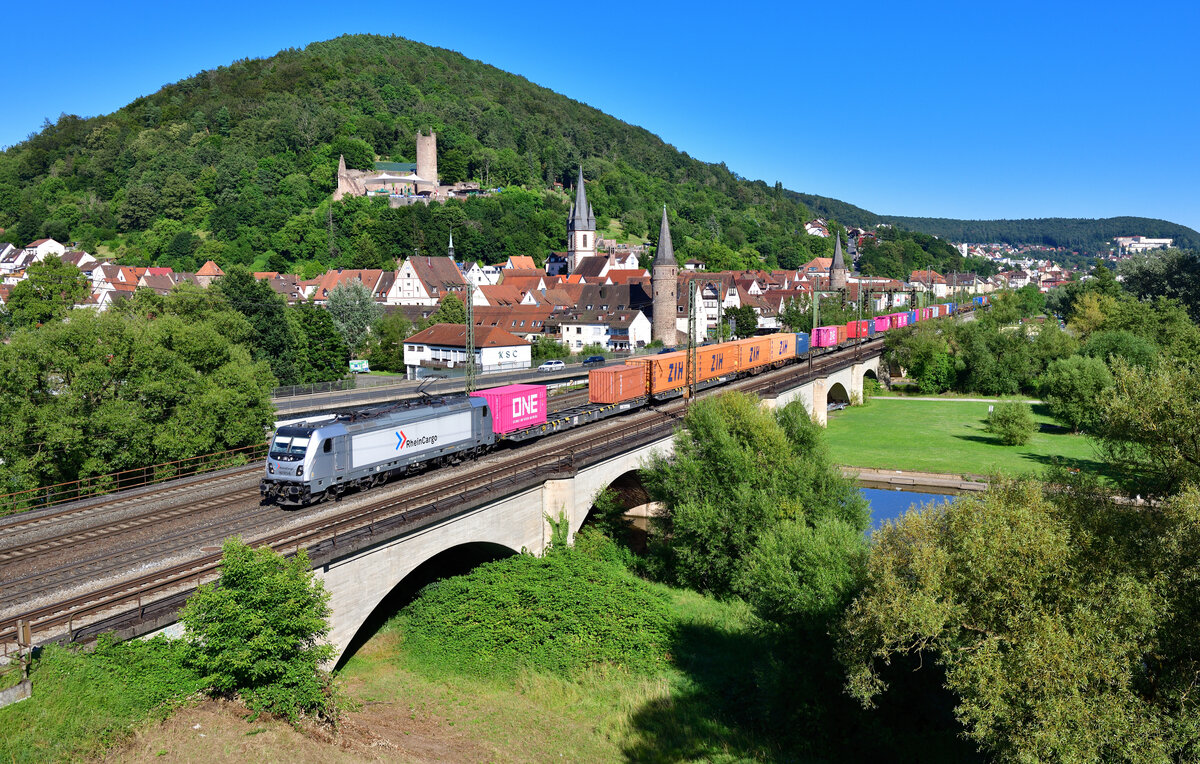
left=471, top=384, right=547, bottom=435
left=812, top=325, right=840, bottom=348
left=873, top=316, right=891, bottom=333
left=889, top=312, right=909, bottom=329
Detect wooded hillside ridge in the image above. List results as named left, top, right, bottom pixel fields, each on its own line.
left=2, top=34, right=1193, bottom=280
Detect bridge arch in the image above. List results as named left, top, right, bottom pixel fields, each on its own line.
left=579, top=468, right=657, bottom=551
left=828, top=381, right=851, bottom=406
left=333, top=540, right=517, bottom=669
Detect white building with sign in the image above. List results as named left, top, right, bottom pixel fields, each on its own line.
left=402, top=323, right=531, bottom=378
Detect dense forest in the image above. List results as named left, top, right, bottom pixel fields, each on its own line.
left=879, top=215, right=1200, bottom=253
left=1, top=34, right=1169, bottom=281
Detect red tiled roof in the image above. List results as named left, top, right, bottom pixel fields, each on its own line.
left=196, top=261, right=224, bottom=277
left=504, top=256, right=537, bottom=270
left=405, top=323, right=529, bottom=348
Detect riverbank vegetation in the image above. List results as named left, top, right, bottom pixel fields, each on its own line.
left=0, top=540, right=341, bottom=762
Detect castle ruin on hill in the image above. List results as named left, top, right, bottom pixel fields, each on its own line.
left=333, top=131, right=481, bottom=206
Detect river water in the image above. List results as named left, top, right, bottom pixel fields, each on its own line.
left=861, top=487, right=957, bottom=532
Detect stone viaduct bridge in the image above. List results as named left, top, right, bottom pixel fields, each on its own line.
left=313, top=351, right=881, bottom=664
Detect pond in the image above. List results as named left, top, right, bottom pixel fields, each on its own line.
left=861, top=487, right=957, bottom=532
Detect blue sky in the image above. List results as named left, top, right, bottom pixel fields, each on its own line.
left=5, top=0, right=1198, bottom=230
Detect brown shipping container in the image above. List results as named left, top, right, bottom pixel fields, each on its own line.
left=697, top=343, right=740, bottom=382
left=589, top=365, right=647, bottom=404
left=836, top=325, right=848, bottom=343
left=737, top=336, right=773, bottom=371
left=766, top=333, right=797, bottom=364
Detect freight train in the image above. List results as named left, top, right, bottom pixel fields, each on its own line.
left=261, top=300, right=983, bottom=506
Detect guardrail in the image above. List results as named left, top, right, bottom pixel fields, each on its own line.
left=0, top=443, right=268, bottom=516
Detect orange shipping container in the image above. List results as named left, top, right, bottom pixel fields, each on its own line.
left=736, top=336, right=773, bottom=372
left=836, top=325, right=848, bottom=343
left=696, top=343, right=740, bottom=381
left=645, top=351, right=689, bottom=394
left=589, top=365, right=647, bottom=404
left=766, top=333, right=796, bottom=363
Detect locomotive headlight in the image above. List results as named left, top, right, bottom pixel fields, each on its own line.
left=297, top=465, right=304, bottom=476
left=268, top=463, right=275, bottom=474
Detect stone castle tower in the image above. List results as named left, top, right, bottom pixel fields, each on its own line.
left=415, top=131, right=438, bottom=194
left=566, top=166, right=596, bottom=271
left=651, top=206, right=678, bottom=346
left=830, top=232, right=848, bottom=292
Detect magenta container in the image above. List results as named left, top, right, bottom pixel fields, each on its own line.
left=873, top=316, right=890, bottom=333
left=472, top=384, right=548, bottom=435
left=889, top=312, right=909, bottom=329
left=812, top=325, right=840, bottom=348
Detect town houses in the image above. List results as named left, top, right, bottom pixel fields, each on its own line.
left=1, top=170, right=1059, bottom=373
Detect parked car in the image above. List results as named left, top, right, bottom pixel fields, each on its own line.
left=537, top=359, right=565, bottom=372
left=582, top=355, right=606, bottom=366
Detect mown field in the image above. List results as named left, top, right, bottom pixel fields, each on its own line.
left=825, top=397, right=1105, bottom=477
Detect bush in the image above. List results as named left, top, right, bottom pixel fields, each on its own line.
left=1037, top=355, right=1113, bottom=433
left=180, top=539, right=337, bottom=725
left=395, top=537, right=672, bottom=678
left=984, top=401, right=1036, bottom=446
left=0, top=636, right=201, bottom=762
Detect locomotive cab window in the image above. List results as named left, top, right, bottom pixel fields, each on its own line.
left=323, top=438, right=332, bottom=453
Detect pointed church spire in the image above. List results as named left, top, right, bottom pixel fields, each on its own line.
left=656, top=206, right=676, bottom=266
left=569, top=166, right=595, bottom=232
left=830, top=232, right=847, bottom=291
left=447, top=229, right=455, bottom=259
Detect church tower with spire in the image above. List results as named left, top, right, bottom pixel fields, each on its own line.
left=652, top=206, right=679, bottom=345
left=566, top=166, right=596, bottom=272
left=830, top=232, right=848, bottom=292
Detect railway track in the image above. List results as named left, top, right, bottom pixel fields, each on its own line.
left=0, top=341, right=881, bottom=654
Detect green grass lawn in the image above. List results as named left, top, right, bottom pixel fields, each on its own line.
left=825, top=398, right=1107, bottom=478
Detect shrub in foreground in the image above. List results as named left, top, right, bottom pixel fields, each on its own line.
left=180, top=539, right=337, bottom=724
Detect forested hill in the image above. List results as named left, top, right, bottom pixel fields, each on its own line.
left=0, top=34, right=1192, bottom=279
left=788, top=192, right=1200, bottom=254
left=879, top=215, right=1200, bottom=253
left=0, top=34, right=845, bottom=274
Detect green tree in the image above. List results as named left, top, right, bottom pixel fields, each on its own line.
left=885, top=323, right=953, bottom=394
left=428, top=293, right=466, bottom=326
left=1080, top=330, right=1158, bottom=369
left=3, top=256, right=90, bottom=328
left=840, top=477, right=1200, bottom=762
left=726, top=305, right=758, bottom=337
left=364, top=311, right=413, bottom=372
left=1094, top=357, right=1200, bottom=495
left=0, top=294, right=273, bottom=502
left=735, top=518, right=866, bottom=633
left=984, top=401, right=1036, bottom=446
left=290, top=302, right=349, bottom=382
left=531, top=335, right=569, bottom=361
left=212, top=266, right=303, bottom=385
left=326, top=279, right=381, bottom=355
left=642, top=392, right=866, bottom=596
left=780, top=297, right=807, bottom=332
left=1037, top=355, right=1113, bottom=433
left=180, top=539, right=337, bottom=724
